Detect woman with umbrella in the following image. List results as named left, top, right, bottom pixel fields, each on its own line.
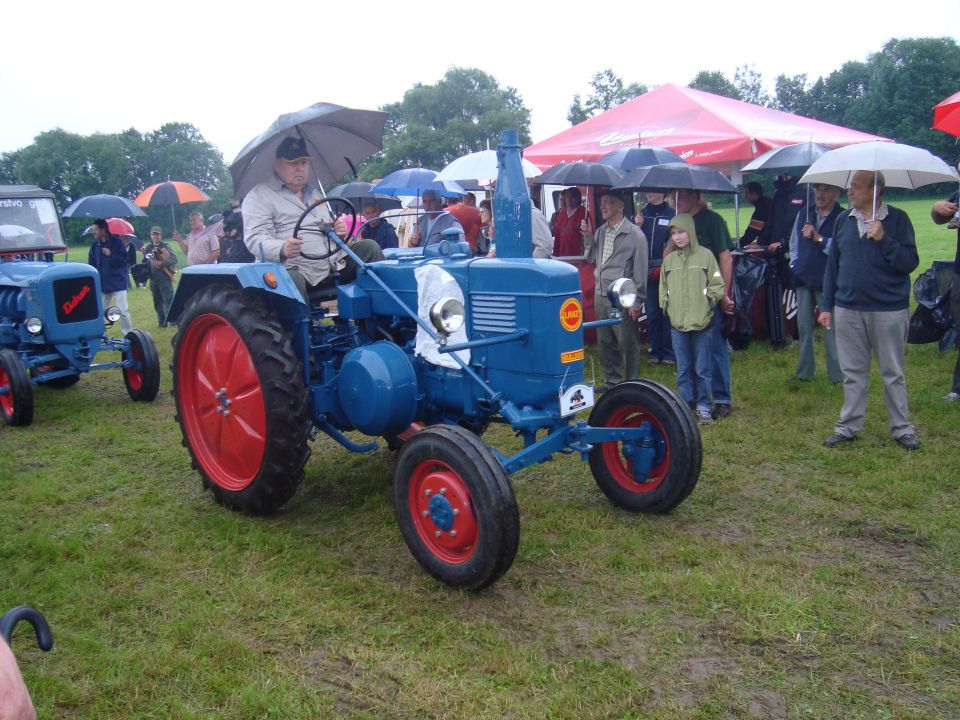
left=88, top=218, right=133, bottom=334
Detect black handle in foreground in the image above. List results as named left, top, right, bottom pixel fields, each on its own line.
left=0, top=606, right=53, bottom=651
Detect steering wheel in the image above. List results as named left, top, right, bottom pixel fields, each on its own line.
left=292, top=197, right=358, bottom=261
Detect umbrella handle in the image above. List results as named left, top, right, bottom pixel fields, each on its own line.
left=295, top=197, right=358, bottom=261
left=0, top=607, right=53, bottom=651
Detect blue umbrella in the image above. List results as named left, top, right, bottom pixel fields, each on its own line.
left=371, top=168, right=465, bottom=198
left=598, top=145, right=686, bottom=172
left=61, top=194, right=146, bottom=218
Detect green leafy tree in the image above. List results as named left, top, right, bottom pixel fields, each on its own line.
left=773, top=73, right=810, bottom=114
left=361, top=67, right=531, bottom=180
left=567, top=69, right=647, bottom=125
left=733, top=65, right=771, bottom=107
left=688, top=71, right=740, bottom=100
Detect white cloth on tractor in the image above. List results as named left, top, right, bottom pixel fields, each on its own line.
left=414, top=263, right=470, bottom=369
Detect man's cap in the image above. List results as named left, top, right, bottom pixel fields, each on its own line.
left=599, top=188, right=627, bottom=204
left=276, top=136, right=310, bottom=161
left=150, top=226, right=162, bottom=235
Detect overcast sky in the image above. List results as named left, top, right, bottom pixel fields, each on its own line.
left=6, top=1, right=959, bottom=164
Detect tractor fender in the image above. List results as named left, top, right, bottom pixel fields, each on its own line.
left=166, top=262, right=304, bottom=323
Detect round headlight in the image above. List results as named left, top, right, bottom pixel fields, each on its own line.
left=608, top=278, right=638, bottom=310
left=105, top=306, right=122, bottom=323
left=25, top=317, right=43, bottom=335
left=429, top=297, right=465, bottom=335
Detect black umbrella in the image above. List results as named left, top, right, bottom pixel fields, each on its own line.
left=740, top=142, right=830, bottom=176
left=328, top=181, right=402, bottom=212
left=534, top=161, right=625, bottom=187
left=613, top=163, right=738, bottom=194
left=230, top=103, right=388, bottom=201
left=598, top=145, right=686, bottom=172
left=61, top=194, right=146, bottom=218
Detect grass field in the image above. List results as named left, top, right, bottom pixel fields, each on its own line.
left=1, top=198, right=957, bottom=718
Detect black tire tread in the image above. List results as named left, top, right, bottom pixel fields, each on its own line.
left=171, top=285, right=311, bottom=514
left=0, top=349, right=34, bottom=426
left=588, top=379, right=700, bottom=514
left=124, top=329, right=161, bottom=402
left=393, top=424, right=519, bottom=590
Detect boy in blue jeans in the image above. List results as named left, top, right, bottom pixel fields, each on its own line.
left=659, top=214, right=725, bottom=424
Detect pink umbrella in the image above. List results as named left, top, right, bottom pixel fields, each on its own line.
left=83, top=218, right=135, bottom=237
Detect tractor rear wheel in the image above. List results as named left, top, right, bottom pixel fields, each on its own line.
left=0, top=349, right=34, bottom=426
left=123, top=329, right=160, bottom=402
left=393, top=425, right=519, bottom=590
left=588, top=380, right=701, bottom=513
left=172, top=286, right=311, bottom=514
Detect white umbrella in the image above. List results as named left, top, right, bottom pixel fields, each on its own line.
left=799, top=141, right=958, bottom=189
left=435, top=149, right=542, bottom=184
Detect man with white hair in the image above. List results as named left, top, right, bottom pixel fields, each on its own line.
left=819, top=171, right=920, bottom=450
left=409, top=189, right=463, bottom=247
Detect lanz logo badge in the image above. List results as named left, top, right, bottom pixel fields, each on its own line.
left=559, top=298, right=582, bottom=332
left=561, top=349, right=584, bottom=363
left=62, top=284, right=91, bottom=315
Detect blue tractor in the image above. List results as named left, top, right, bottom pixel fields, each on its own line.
left=0, top=185, right=161, bottom=426
left=167, top=132, right=701, bottom=589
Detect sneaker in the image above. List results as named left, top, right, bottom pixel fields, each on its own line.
left=712, top=403, right=732, bottom=419
left=895, top=433, right=920, bottom=451
left=647, top=358, right=661, bottom=365
left=942, top=391, right=959, bottom=402
left=696, top=409, right=714, bottom=425
left=661, top=358, right=676, bottom=366
left=824, top=433, right=856, bottom=447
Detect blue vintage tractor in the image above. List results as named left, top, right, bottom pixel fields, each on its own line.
left=0, top=185, right=160, bottom=426
left=168, top=132, right=700, bottom=590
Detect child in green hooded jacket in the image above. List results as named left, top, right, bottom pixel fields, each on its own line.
left=659, top=214, right=725, bottom=423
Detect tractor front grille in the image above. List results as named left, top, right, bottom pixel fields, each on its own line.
left=471, top=294, right=516, bottom=333
left=53, top=277, right=98, bottom=324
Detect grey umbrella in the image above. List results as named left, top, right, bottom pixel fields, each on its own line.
left=597, top=145, right=686, bottom=172
left=613, top=163, right=737, bottom=194
left=229, top=103, right=388, bottom=202
left=534, top=161, right=625, bottom=187
left=61, top=194, right=146, bottom=218
left=741, top=142, right=831, bottom=176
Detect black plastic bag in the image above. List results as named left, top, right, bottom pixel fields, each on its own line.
left=908, top=262, right=955, bottom=344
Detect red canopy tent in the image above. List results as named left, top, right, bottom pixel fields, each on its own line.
left=525, top=83, right=887, bottom=176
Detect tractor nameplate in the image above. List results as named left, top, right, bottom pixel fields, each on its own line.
left=559, top=298, right=582, bottom=332
left=560, top=349, right=584, bottom=364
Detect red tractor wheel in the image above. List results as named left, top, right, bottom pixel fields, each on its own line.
left=0, top=350, right=33, bottom=427
left=172, top=286, right=311, bottom=514
left=393, top=425, right=519, bottom=590
left=588, top=380, right=701, bottom=513
left=123, top=329, right=160, bottom=402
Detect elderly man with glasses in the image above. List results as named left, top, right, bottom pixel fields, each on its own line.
left=408, top=189, right=464, bottom=247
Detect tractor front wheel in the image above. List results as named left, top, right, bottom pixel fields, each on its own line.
left=123, top=329, right=160, bottom=402
left=588, top=380, right=701, bottom=513
left=0, top=350, right=34, bottom=426
left=393, top=425, right=519, bottom=590
left=172, top=286, right=311, bottom=514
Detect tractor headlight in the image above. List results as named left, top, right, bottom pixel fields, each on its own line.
left=104, top=306, right=121, bottom=324
left=608, top=278, right=638, bottom=310
left=429, top=297, right=465, bottom=336
left=25, top=317, right=43, bottom=335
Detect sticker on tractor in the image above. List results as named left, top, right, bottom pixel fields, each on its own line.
left=559, top=298, right=582, bottom=331
left=560, top=349, right=584, bottom=364
left=559, top=383, right=594, bottom=417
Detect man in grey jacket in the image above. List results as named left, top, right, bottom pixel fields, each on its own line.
left=582, top=189, right=648, bottom=390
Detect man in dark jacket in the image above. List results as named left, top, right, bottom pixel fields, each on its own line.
left=931, top=185, right=960, bottom=402
left=789, top=184, right=844, bottom=383
left=144, top=226, right=177, bottom=326
left=819, top=171, right=920, bottom=450
left=88, top=218, right=133, bottom=334
left=360, top=202, right=399, bottom=251
left=639, top=192, right=676, bottom=364
left=740, top=181, right=772, bottom=246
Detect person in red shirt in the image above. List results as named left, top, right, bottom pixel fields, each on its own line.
left=553, top=187, right=587, bottom=257
left=445, top=195, right=482, bottom=252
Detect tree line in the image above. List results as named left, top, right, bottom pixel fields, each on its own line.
left=1, top=35, right=956, bottom=238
